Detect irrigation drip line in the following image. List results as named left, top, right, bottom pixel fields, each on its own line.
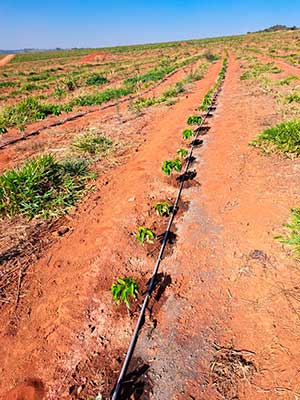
left=111, top=62, right=227, bottom=400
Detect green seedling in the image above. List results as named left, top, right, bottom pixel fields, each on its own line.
left=182, top=129, right=194, bottom=140
left=154, top=201, right=171, bottom=216
left=111, top=277, right=139, bottom=309
left=136, top=226, right=156, bottom=245
left=187, top=115, right=203, bottom=125
left=162, top=159, right=182, bottom=175
left=177, top=148, right=188, bottom=159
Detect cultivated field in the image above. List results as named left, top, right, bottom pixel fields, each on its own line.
left=1, top=29, right=300, bottom=399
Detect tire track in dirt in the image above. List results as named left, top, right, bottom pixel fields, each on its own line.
left=0, top=61, right=222, bottom=399
left=0, top=54, right=15, bottom=67
left=132, top=55, right=300, bottom=399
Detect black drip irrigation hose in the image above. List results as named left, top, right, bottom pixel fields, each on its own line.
left=111, top=62, right=227, bottom=400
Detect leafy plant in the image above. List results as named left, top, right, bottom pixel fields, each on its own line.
left=276, top=208, right=300, bottom=256
left=73, top=132, right=113, bottom=155
left=63, top=77, right=78, bottom=91
left=176, top=148, right=188, bottom=159
left=0, top=97, right=70, bottom=131
left=203, top=50, right=220, bottom=62
left=182, top=129, right=194, bottom=140
left=0, top=154, right=93, bottom=218
left=161, top=159, right=182, bottom=175
left=250, top=120, right=300, bottom=156
left=86, top=74, right=108, bottom=86
left=187, top=115, right=202, bottom=125
left=71, top=87, right=131, bottom=107
left=111, top=277, right=139, bottom=309
left=199, top=89, right=213, bottom=111
left=154, top=201, right=171, bottom=216
left=136, top=226, right=156, bottom=245
left=286, top=92, right=300, bottom=103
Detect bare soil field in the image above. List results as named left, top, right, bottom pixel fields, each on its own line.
left=1, top=30, right=300, bottom=400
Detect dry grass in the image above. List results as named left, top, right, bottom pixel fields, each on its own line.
left=210, top=344, right=256, bottom=399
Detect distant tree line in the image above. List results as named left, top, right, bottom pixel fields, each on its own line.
left=248, top=24, right=299, bottom=34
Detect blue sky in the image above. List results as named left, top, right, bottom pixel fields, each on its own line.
left=0, top=0, right=299, bottom=49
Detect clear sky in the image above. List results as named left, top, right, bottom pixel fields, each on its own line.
left=0, top=0, right=299, bottom=50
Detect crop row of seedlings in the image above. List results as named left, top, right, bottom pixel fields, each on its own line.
left=110, top=55, right=227, bottom=314
left=109, top=56, right=228, bottom=400
left=0, top=52, right=213, bottom=133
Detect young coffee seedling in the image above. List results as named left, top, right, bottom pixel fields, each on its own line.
left=154, top=201, right=171, bottom=216
left=177, top=148, right=188, bottom=159
left=162, top=159, right=182, bottom=175
left=182, top=129, right=194, bottom=140
left=187, top=115, right=203, bottom=125
left=136, top=226, right=156, bottom=245
left=111, top=277, right=139, bottom=309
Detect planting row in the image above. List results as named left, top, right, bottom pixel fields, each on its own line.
left=111, top=57, right=228, bottom=308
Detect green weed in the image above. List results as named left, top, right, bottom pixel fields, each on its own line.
left=250, top=120, right=300, bottom=156
left=86, top=74, right=108, bottom=86
left=0, top=97, right=70, bottom=131
left=286, top=92, right=300, bottom=103
left=0, top=154, right=93, bottom=218
left=73, top=132, right=113, bottom=155
left=276, top=208, right=300, bottom=256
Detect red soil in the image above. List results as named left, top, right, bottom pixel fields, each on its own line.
left=0, top=61, right=222, bottom=399
left=1, top=54, right=300, bottom=399
left=0, top=54, right=15, bottom=67
left=80, top=52, right=115, bottom=63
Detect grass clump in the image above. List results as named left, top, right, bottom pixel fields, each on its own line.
left=71, top=87, right=131, bottom=107
left=85, top=74, right=108, bottom=86
left=276, top=208, right=300, bottom=256
left=0, top=154, right=94, bottom=218
left=0, top=97, right=70, bottom=131
left=0, top=81, right=17, bottom=88
left=133, top=82, right=185, bottom=111
left=250, top=120, right=300, bottom=156
left=286, top=92, right=300, bottom=103
left=73, top=132, right=113, bottom=155
left=278, top=75, right=300, bottom=86
left=240, top=62, right=281, bottom=80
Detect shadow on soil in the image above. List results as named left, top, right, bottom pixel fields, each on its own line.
left=191, top=138, right=203, bottom=147
left=195, top=126, right=211, bottom=135
left=177, top=170, right=197, bottom=183
left=115, top=358, right=153, bottom=400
